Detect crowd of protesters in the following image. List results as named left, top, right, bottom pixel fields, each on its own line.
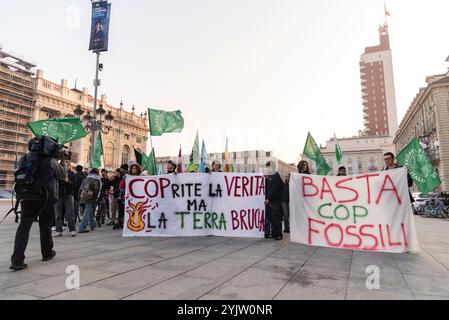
left=50, top=152, right=412, bottom=241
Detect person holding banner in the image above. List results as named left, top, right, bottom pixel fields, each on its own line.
left=297, top=160, right=311, bottom=174
left=166, top=161, right=178, bottom=174
left=383, top=152, right=415, bottom=206
left=211, top=161, right=223, bottom=173
left=337, top=166, right=347, bottom=176
left=264, top=161, right=283, bottom=240
left=281, top=173, right=290, bottom=233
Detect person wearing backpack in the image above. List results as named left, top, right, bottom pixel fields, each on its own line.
left=10, top=136, right=67, bottom=271
left=78, top=168, right=102, bottom=233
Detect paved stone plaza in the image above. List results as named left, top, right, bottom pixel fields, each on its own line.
left=0, top=202, right=449, bottom=300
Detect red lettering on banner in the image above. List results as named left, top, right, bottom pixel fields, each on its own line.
left=234, top=177, right=242, bottom=197
left=401, top=223, right=408, bottom=247
left=320, top=178, right=337, bottom=202
left=144, top=179, right=159, bottom=198
left=242, top=176, right=250, bottom=197
left=343, top=225, right=362, bottom=249
left=360, top=224, right=378, bottom=250
left=386, top=224, right=401, bottom=246
left=336, top=178, right=359, bottom=203
left=378, top=224, right=386, bottom=249
left=160, top=178, right=170, bottom=198
left=376, top=174, right=402, bottom=205
left=356, top=173, right=379, bottom=204
left=303, top=177, right=319, bottom=198
left=240, top=209, right=248, bottom=230
left=308, top=218, right=326, bottom=244
left=324, top=223, right=344, bottom=247
left=224, top=176, right=234, bottom=196
left=231, top=210, right=239, bottom=230
left=129, top=178, right=145, bottom=199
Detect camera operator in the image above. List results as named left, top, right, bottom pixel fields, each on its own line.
left=10, top=137, right=67, bottom=271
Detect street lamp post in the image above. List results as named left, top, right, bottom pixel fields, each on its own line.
left=74, top=104, right=114, bottom=167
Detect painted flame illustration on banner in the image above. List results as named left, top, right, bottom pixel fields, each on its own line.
left=126, top=199, right=151, bottom=232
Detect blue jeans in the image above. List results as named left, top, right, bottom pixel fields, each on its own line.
left=78, top=202, right=97, bottom=231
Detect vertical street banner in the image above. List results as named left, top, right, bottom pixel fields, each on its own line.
left=89, top=1, right=111, bottom=52
left=290, top=168, right=419, bottom=253
left=123, top=173, right=266, bottom=238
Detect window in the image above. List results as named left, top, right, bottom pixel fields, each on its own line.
left=105, top=142, right=114, bottom=167
left=124, top=134, right=130, bottom=140
left=121, top=145, right=130, bottom=165
left=136, top=137, right=141, bottom=144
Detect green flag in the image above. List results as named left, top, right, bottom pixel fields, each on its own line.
left=27, top=117, right=87, bottom=145
left=142, top=148, right=157, bottom=175
left=303, top=132, right=331, bottom=176
left=91, top=132, right=103, bottom=169
left=148, top=109, right=184, bottom=136
left=334, top=133, right=342, bottom=164
left=397, top=138, right=441, bottom=194
left=188, top=131, right=199, bottom=172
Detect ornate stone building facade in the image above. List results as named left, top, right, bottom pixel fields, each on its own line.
left=394, top=68, right=449, bottom=192
left=34, top=70, right=149, bottom=171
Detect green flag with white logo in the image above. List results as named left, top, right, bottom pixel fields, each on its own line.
left=397, top=138, right=441, bottom=194
left=91, top=132, right=103, bottom=169
left=142, top=148, right=157, bottom=176
left=148, top=109, right=184, bottom=136
left=27, top=117, right=87, bottom=145
left=303, top=132, right=330, bottom=176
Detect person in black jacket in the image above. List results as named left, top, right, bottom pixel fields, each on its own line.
left=54, top=161, right=77, bottom=237
left=107, top=169, right=121, bottom=225
left=10, top=138, right=66, bottom=271
left=73, top=165, right=85, bottom=223
left=383, top=152, right=415, bottom=205
left=280, top=173, right=291, bottom=233
left=264, top=161, right=284, bottom=240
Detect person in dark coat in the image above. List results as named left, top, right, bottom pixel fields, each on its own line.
left=280, top=173, right=291, bottom=233
left=54, top=161, right=76, bottom=237
left=383, top=152, right=415, bottom=205
left=264, top=161, right=284, bottom=240
left=10, top=139, right=66, bottom=271
left=73, top=165, right=86, bottom=222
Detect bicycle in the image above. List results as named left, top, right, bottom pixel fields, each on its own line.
left=421, top=196, right=449, bottom=218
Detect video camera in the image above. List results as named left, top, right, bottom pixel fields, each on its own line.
left=27, top=136, right=63, bottom=159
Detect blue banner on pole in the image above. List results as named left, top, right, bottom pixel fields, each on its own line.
left=89, top=1, right=111, bottom=52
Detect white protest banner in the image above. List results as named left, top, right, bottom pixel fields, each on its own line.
left=290, top=168, right=419, bottom=253
left=123, top=173, right=265, bottom=238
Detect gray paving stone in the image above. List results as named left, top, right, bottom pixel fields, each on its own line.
left=0, top=290, right=40, bottom=300
left=0, top=271, right=49, bottom=290
left=7, top=269, right=116, bottom=298
left=45, top=285, right=124, bottom=300
left=124, top=276, right=222, bottom=300
left=345, top=288, right=414, bottom=300
left=274, top=283, right=346, bottom=300
left=403, top=274, right=449, bottom=297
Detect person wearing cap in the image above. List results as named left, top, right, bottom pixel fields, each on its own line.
left=264, top=161, right=284, bottom=240
left=337, top=166, right=347, bottom=176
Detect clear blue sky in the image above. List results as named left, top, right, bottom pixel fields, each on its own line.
left=2, top=0, right=449, bottom=163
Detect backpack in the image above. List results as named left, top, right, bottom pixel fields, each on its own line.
left=79, top=178, right=94, bottom=202
left=14, top=153, right=46, bottom=201
left=0, top=153, right=48, bottom=224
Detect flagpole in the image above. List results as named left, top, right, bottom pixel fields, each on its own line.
left=384, top=2, right=388, bottom=26
left=147, top=108, right=157, bottom=171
